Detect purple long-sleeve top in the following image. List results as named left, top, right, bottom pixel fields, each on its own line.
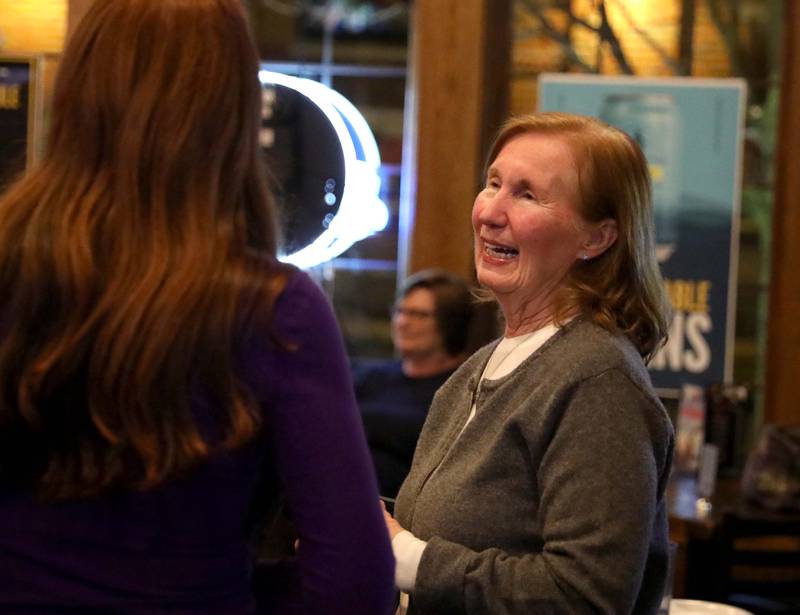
left=0, top=270, right=395, bottom=614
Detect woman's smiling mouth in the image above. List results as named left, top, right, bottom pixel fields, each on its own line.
left=483, top=240, right=519, bottom=260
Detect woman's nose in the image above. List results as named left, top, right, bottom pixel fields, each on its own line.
left=476, top=191, right=508, bottom=228
left=392, top=307, right=412, bottom=327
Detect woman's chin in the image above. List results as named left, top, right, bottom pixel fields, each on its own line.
left=477, top=265, right=515, bottom=295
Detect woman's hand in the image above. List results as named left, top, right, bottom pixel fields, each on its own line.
left=380, top=500, right=405, bottom=540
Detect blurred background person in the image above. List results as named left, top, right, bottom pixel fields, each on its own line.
left=0, top=1, right=394, bottom=613
left=355, top=270, right=474, bottom=499
left=384, top=112, right=674, bottom=614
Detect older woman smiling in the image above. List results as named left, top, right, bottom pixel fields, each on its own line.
left=383, top=112, right=674, bottom=615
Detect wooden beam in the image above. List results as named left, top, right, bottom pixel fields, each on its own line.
left=677, top=0, right=696, bottom=76
left=764, top=0, right=800, bottom=425
left=400, top=0, right=511, bottom=282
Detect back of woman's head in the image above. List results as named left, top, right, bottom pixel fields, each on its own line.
left=486, top=112, right=671, bottom=360
left=51, top=0, right=269, bottom=237
left=0, top=0, right=285, bottom=499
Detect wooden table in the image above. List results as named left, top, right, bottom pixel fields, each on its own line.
left=667, top=473, right=741, bottom=598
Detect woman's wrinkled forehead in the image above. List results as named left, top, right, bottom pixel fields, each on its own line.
left=493, top=131, right=585, bottom=206
left=491, top=125, right=585, bottom=168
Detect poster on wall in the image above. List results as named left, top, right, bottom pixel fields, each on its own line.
left=0, top=57, right=41, bottom=189
left=538, top=74, right=746, bottom=395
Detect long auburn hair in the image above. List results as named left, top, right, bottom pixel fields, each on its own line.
left=0, top=0, right=287, bottom=499
left=484, top=112, right=671, bottom=361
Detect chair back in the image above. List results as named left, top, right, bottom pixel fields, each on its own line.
left=711, top=509, right=800, bottom=613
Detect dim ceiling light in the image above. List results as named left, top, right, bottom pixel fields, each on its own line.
left=258, top=69, right=389, bottom=269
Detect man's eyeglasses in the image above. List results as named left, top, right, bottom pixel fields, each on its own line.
left=392, top=305, right=435, bottom=320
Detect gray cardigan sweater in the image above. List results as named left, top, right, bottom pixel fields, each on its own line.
left=394, top=318, right=674, bottom=615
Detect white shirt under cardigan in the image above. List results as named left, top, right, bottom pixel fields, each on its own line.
left=392, top=323, right=560, bottom=611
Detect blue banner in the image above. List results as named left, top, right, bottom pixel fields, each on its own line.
left=539, top=75, right=746, bottom=394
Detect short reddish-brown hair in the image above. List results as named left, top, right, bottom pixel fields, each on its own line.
left=484, top=112, right=671, bottom=360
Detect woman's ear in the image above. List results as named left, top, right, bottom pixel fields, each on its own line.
left=580, top=219, right=618, bottom=260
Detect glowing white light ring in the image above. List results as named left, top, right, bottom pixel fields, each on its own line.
left=322, top=85, right=382, bottom=166
left=258, top=70, right=389, bottom=269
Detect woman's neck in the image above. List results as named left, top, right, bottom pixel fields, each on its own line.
left=401, top=351, right=463, bottom=378
left=500, top=301, right=557, bottom=337
left=498, top=293, right=578, bottom=338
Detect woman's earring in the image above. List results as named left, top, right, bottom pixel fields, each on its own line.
left=581, top=253, right=589, bottom=260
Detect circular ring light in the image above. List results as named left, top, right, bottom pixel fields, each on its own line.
left=258, top=70, right=390, bottom=269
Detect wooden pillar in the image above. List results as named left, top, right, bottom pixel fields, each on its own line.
left=399, top=0, right=511, bottom=282
left=764, top=0, right=800, bottom=425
